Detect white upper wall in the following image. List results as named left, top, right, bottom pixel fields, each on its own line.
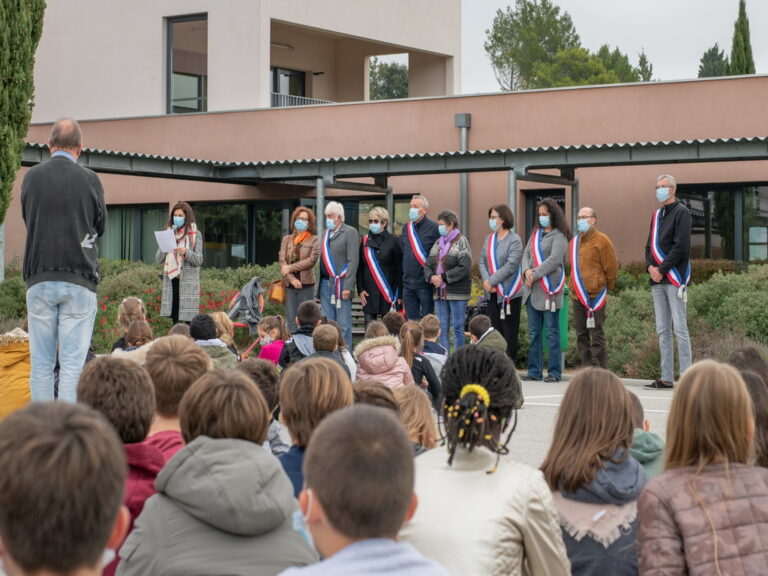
left=31, top=0, right=460, bottom=123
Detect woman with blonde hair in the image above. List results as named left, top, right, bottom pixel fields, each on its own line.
left=279, top=206, right=320, bottom=334
left=540, top=368, right=645, bottom=575
left=357, top=206, right=403, bottom=325
left=638, top=360, right=768, bottom=575
left=393, top=385, right=437, bottom=455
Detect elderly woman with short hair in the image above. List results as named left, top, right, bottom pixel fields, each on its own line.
left=424, top=209, right=472, bottom=352
left=319, top=201, right=360, bottom=348
left=357, top=206, right=403, bottom=326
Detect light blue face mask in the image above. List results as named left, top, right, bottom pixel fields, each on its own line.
left=489, top=218, right=498, bottom=232
left=577, top=219, right=591, bottom=233
left=656, top=186, right=670, bottom=203
left=292, top=489, right=317, bottom=552
left=408, top=207, right=420, bottom=221
left=294, top=218, right=308, bottom=232
left=539, top=215, right=551, bottom=228
left=369, top=222, right=383, bottom=234
left=325, top=217, right=336, bottom=230
left=438, top=224, right=447, bottom=237
left=172, top=216, right=185, bottom=229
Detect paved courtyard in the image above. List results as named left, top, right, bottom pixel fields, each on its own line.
left=511, top=377, right=673, bottom=469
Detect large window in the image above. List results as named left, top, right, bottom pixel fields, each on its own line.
left=167, top=15, right=208, bottom=114
left=98, top=206, right=167, bottom=263
left=679, top=185, right=768, bottom=261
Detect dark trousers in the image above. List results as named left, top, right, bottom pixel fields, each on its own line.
left=171, top=277, right=180, bottom=324
left=572, top=298, right=607, bottom=368
left=403, top=285, right=434, bottom=321
left=487, top=293, right=522, bottom=364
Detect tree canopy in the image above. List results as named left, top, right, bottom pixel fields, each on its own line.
left=637, top=49, right=654, bottom=82
left=484, top=0, right=652, bottom=91
left=369, top=57, right=408, bottom=100
left=484, top=0, right=580, bottom=91
left=728, top=0, right=755, bottom=75
left=0, top=0, right=46, bottom=226
left=698, top=43, right=728, bottom=78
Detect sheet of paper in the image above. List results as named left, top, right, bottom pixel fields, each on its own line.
left=154, top=229, right=177, bottom=253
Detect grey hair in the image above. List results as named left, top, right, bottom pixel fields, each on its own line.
left=411, top=195, right=430, bottom=211
left=436, top=209, right=459, bottom=228
left=657, top=174, right=677, bottom=188
left=325, top=201, right=345, bottom=221
left=50, top=118, right=82, bottom=150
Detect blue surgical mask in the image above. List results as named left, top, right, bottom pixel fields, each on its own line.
left=325, top=217, right=336, bottom=230
left=656, top=187, right=670, bottom=203
left=172, top=216, right=185, bottom=229
left=294, top=218, right=308, bottom=232
left=369, top=222, right=382, bottom=234
left=408, top=207, right=420, bottom=222
left=489, top=218, right=498, bottom=232
left=539, top=215, right=551, bottom=228
left=577, top=219, right=591, bottom=234
left=438, top=224, right=447, bottom=237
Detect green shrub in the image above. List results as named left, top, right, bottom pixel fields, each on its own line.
left=0, top=276, right=26, bottom=320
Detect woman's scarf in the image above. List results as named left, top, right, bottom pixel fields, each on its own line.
left=435, top=228, right=461, bottom=287
left=164, top=223, right=197, bottom=280
left=291, top=230, right=311, bottom=263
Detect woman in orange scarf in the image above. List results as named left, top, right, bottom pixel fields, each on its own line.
left=278, top=207, right=321, bottom=333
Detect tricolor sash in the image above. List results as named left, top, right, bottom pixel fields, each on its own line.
left=405, top=221, right=428, bottom=266
left=363, top=235, right=398, bottom=311
left=650, top=208, right=691, bottom=301
left=486, top=232, right=522, bottom=319
left=531, top=228, right=565, bottom=312
left=322, top=229, right=348, bottom=309
left=569, top=235, right=608, bottom=329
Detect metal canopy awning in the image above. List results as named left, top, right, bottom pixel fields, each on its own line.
left=22, top=137, right=768, bottom=234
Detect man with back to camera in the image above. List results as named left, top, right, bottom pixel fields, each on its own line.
left=22, top=117, right=106, bottom=402
left=401, top=194, right=440, bottom=320
left=644, top=174, right=692, bottom=390
left=568, top=206, right=618, bottom=369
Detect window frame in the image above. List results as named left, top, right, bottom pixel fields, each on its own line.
left=166, top=13, right=208, bottom=115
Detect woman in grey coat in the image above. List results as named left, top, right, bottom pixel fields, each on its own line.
left=424, top=209, right=472, bottom=352
left=479, top=204, right=523, bottom=363
left=156, top=201, right=203, bottom=323
left=521, top=198, right=570, bottom=382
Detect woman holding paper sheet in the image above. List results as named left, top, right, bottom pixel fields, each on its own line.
left=156, top=201, right=203, bottom=323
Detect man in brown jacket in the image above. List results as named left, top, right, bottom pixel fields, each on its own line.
left=568, top=207, right=618, bottom=368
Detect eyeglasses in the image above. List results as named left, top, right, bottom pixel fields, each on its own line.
left=368, top=219, right=382, bottom=224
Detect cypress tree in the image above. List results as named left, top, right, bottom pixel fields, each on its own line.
left=0, top=0, right=46, bottom=227
left=729, top=0, right=755, bottom=75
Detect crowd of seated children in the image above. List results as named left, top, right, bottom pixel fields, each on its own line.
left=237, top=358, right=290, bottom=456
left=278, top=357, right=354, bottom=497
left=77, top=357, right=164, bottom=576
left=307, top=324, right=351, bottom=378
left=117, top=369, right=317, bottom=575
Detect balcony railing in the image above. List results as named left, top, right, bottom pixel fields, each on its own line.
left=271, top=93, right=333, bottom=108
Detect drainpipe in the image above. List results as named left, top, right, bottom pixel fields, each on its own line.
left=571, top=178, right=580, bottom=233
left=734, top=188, right=743, bottom=261
left=316, top=177, right=326, bottom=236
left=455, top=113, right=471, bottom=236
left=508, top=169, right=518, bottom=226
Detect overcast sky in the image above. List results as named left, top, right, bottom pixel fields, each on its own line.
left=461, top=0, right=768, bottom=94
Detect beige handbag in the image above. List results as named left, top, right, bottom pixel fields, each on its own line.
left=267, top=280, right=286, bottom=305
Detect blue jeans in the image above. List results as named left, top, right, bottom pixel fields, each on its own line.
left=526, top=299, right=561, bottom=380
left=320, top=278, right=353, bottom=348
left=434, top=299, right=467, bottom=352
left=652, top=283, right=692, bottom=382
left=403, top=285, right=434, bottom=321
left=27, top=281, right=97, bottom=403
